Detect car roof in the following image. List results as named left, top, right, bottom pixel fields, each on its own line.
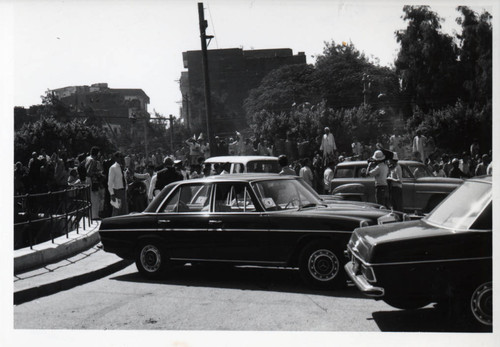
left=178, top=173, right=294, bottom=183
left=204, top=156, right=279, bottom=164
left=336, top=160, right=424, bottom=167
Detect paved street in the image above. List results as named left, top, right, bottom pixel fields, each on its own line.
left=14, top=250, right=485, bottom=332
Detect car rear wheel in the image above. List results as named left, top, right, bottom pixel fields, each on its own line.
left=136, top=242, right=169, bottom=279
left=299, top=241, right=345, bottom=288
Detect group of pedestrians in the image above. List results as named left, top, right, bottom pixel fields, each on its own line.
left=14, top=127, right=493, bottom=219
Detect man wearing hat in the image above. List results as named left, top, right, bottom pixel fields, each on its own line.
left=367, top=150, right=389, bottom=206
left=449, top=158, right=467, bottom=178
left=152, top=157, right=183, bottom=197
left=387, top=152, right=403, bottom=211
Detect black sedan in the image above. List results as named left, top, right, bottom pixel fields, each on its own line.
left=99, top=174, right=407, bottom=288
left=345, top=176, right=492, bottom=327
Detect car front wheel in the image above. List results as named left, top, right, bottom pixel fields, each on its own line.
left=136, top=242, right=168, bottom=279
left=299, top=241, right=345, bottom=288
left=470, top=281, right=492, bottom=327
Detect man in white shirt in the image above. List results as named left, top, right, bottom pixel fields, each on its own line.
left=108, top=152, right=128, bottom=216
left=299, top=158, right=314, bottom=188
left=320, top=127, right=337, bottom=165
left=323, top=161, right=335, bottom=194
left=412, top=130, right=426, bottom=163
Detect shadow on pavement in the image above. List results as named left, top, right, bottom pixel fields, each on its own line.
left=110, top=263, right=368, bottom=299
left=372, top=306, right=492, bottom=333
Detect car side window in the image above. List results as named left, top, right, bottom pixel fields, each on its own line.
left=214, top=183, right=256, bottom=213
left=234, top=163, right=243, bottom=173
left=160, top=184, right=212, bottom=213
left=335, top=167, right=355, bottom=178
left=355, top=166, right=368, bottom=178
left=401, top=165, right=413, bottom=179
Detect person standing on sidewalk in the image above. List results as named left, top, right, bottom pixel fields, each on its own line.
left=85, top=147, right=103, bottom=220
left=108, top=152, right=128, bottom=216
left=367, top=150, right=389, bottom=207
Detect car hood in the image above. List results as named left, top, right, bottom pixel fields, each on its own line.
left=348, top=220, right=491, bottom=264
left=286, top=205, right=398, bottom=225
left=319, top=196, right=384, bottom=209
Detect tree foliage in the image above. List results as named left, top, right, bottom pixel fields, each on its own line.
left=252, top=101, right=392, bottom=154
left=244, top=41, right=401, bottom=132
left=456, top=6, right=492, bottom=106
left=244, top=64, right=317, bottom=120
left=395, top=6, right=460, bottom=112
left=405, top=101, right=491, bottom=154
left=313, top=42, right=400, bottom=109
left=14, top=117, right=116, bottom=164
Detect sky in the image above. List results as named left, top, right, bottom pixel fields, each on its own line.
left=3, top=0, right=494, bottom=119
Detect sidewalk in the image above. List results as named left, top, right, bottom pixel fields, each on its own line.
left=14, top=220, right=133, bottom=305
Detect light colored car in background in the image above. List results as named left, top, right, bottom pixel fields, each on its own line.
left=204, top=155, right=280, bottom=174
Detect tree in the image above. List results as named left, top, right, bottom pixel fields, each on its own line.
left=14, top=117, right=115, bottom=164
left=395, top=6, right=460, bottom=113
left=313, top=41, right=400, bottom=110
left=456, top=6, right=492, bottom=106
left=244, top=63, right=316, bottom=124
left=405, top=101, right=491, bottom=154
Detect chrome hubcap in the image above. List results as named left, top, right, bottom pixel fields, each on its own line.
left=471, top=282, right=492, bottom=326
left=308, top=249, right=339, bottom=281
left=140, top=245, right=161, bottom=272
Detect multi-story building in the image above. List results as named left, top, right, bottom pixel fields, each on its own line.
left=51, top=83, right=150, bottom=134
left=180, top=48, right=306, bottom=135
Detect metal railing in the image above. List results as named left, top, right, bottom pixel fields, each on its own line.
left=14, top=185, right=92, bottom=250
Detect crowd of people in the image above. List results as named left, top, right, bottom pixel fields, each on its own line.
left=14, top=128, right=492, bottom=218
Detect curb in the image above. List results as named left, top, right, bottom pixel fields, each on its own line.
left=14, top=258, right=133, bottom=305
left=14, top=222, right=101, bottom=274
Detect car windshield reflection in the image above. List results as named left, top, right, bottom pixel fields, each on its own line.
left=252, top=179, right=323, bottom=211
left=424, top=180, right=491, bottom=230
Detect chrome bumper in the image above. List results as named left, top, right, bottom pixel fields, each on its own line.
left=344, top=261, right=385, bottom=298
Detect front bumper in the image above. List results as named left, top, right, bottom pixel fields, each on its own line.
left=344, top=261, right=385, bottom=297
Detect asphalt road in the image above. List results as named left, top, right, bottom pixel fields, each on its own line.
left=14, top=255, right=490, bottom=333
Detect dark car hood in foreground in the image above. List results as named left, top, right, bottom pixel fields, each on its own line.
left=349, top=220, right=491, bottom=264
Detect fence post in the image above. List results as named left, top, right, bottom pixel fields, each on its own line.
left=88, top=184, right=92, bottom=227
left=48, top=191, right=54, bottom=243
left=64, top=188, right=69, bottom=238
left=26, top=194, right=33, bottom=250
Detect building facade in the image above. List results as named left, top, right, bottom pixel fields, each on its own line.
left=180, top=48, right=306, bottom=135
left=51, top=83, right=150, bottom=135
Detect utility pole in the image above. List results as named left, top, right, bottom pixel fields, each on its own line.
left=198, top=2, right=215, bottom=154
left=169, top=114, right=174, bottom=153
left=143, top=114, right=148, bottom=157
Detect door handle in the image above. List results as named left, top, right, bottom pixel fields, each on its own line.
left=158, top=219, right=171, bottom=224
left=209, top=220, right=222, bottom=224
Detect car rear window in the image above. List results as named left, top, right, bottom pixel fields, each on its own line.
left=246, top=160, right=280, bottom=173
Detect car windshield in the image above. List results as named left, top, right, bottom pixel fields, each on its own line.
left=246, top=160, right=280, bottom=173
left=425, top=180, right=491, bottom=230
left=252, top=178, right=322, bottom=211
